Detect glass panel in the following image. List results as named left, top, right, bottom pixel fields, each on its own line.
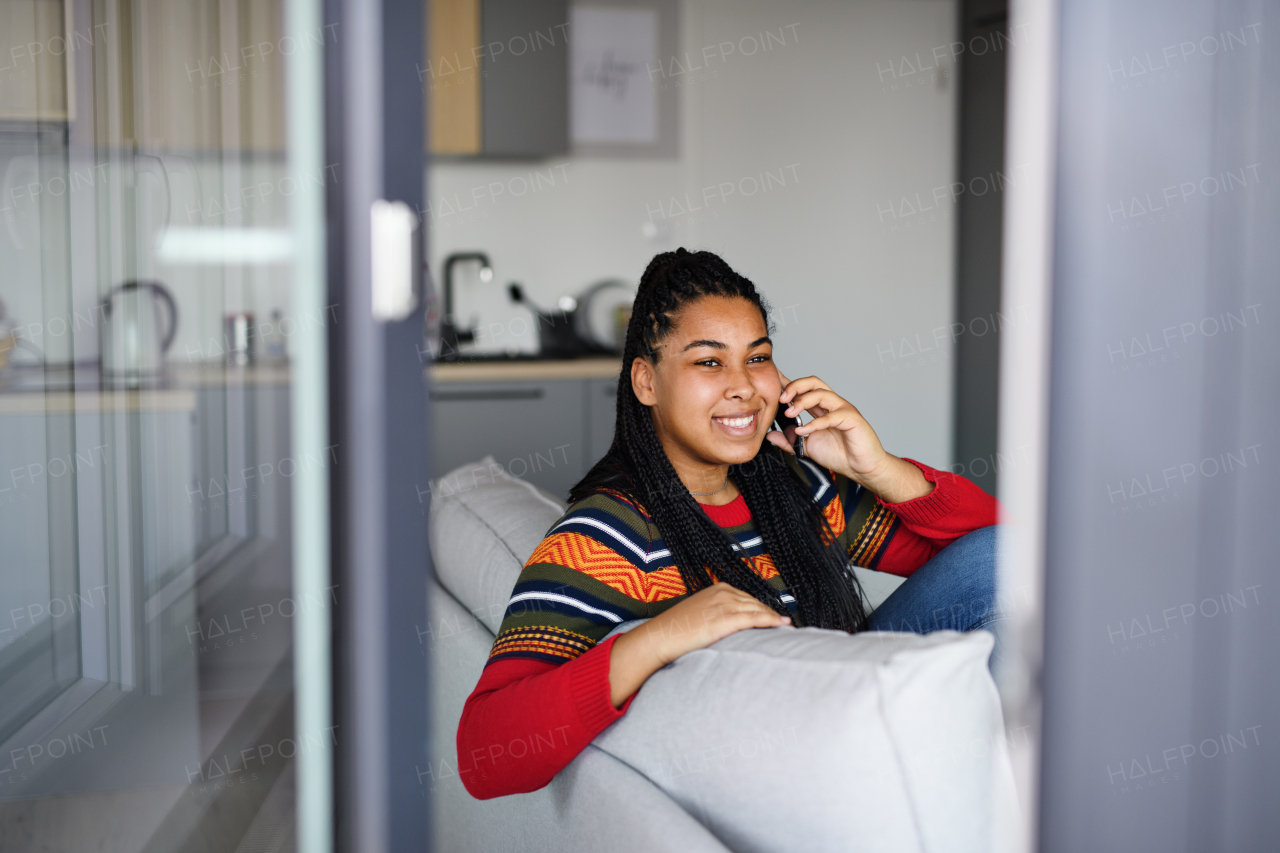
left=0, top=1, right=329, bottom=850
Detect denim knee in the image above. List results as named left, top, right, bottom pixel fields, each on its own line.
left=948, top=524, right=999, bottom=561
left=944, top=526, right=1002, bottom=625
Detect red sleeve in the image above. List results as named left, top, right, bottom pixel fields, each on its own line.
left=871, top=458, right=1001, bottom=577
left=456, top=632, right=638, bottom=800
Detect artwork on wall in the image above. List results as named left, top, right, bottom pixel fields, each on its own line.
left=568, top=0, right=677, bottom=158
left=571, top=7, right=658, bottom=144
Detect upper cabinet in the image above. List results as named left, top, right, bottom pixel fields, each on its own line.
left=427, top=0, right=569, bottom=158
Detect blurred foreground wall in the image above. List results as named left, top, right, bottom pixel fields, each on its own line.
left=1039, top=0, right=1278, bottom=850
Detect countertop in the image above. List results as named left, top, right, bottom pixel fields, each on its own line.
left=0, top=388, right=198, bottom=415
left=0, top=362, right=289, bottom=415
left=0, top=357, right=623, bottom=414
left=428, top=356, right=622, bottom=384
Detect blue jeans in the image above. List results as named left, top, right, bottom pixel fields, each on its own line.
left=866, top=525, right=1006, bottom=672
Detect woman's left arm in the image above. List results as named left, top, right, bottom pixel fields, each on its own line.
left=769, top=372, right=1000, bottom=576
left=868, top=458, right=999, bottom=576
left=770, top=371, right=940, bottom=499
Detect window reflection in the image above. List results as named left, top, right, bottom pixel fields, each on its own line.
left=0, top=1, right=316, bottom=849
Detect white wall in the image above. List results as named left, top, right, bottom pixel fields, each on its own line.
left=429, top=0, right=959, bottom=467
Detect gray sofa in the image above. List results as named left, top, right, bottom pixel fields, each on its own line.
left=425, top=459, right=1019, bottom=853
left=425, top=459, right=733, bottom=853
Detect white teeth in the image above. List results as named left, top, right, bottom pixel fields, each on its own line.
left=715, top=414, right=754, bottom=428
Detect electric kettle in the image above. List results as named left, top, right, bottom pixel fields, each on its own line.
left=99, top=280, right=178, bottom=388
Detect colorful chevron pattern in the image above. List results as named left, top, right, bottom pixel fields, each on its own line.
left=528, top=532, right=691, bottom=602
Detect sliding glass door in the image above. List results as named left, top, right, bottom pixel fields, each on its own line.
left=0, top=0, right=331, bottom=849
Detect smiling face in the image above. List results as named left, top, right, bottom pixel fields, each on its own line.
left=631, top=295, right=782, bottom=479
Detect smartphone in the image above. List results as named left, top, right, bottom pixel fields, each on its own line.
left=772, top=408, right=805, bottom=457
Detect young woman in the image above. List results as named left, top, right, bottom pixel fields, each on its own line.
left=457, top=248, right=1002, bottom=800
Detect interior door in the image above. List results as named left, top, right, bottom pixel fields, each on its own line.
left=0, top=0, right=334, bottom=850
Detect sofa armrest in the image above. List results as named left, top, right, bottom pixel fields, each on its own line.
left=427, top=573, right=733, bottom=853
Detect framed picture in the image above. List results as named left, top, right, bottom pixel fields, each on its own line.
left=570, top=0, right=678, bottom=158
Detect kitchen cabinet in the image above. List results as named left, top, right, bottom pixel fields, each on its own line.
left=0, top=365, right=293, bottom=779
left=429, top=359, right=620, bottom=501
left=585, top=376, right=618, bottom=464
left=427, top=0, right=569, bottom=157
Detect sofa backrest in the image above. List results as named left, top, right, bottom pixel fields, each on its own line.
left=427, top=456, right=567, bottom=634
left=593, top=627, right=1021, bottom=853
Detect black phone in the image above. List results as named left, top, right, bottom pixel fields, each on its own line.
left=772, top=408, right=805, bottom=457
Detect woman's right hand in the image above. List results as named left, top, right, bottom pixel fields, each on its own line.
left=607, top=583, right=790, bottom=708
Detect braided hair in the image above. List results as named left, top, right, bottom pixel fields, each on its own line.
left=569, top=248, right=869, bottom=632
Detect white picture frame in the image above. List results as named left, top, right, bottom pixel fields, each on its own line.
left=569, top=0, right=678, bottom=158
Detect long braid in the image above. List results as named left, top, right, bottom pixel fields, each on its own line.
left=570, top=248, right=868, bottom=632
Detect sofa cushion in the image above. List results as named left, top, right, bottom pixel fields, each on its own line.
left=591, top=626, right=1020, bottom=853
left=428, top=457, right=567, bottom=634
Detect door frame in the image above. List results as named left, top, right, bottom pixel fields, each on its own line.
left=323, top=0, right=431, bottom=850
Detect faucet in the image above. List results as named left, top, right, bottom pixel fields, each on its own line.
left=440, top=252, right=492, bottom=360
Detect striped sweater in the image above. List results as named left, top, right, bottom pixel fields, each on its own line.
left=457, top=456, right=998, bottom=799
left=488, top=453, right=902, bottom=666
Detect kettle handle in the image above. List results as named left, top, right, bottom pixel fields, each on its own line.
left=148, top=282, right=179, bottom=354
left=101, top=281, right=180, bottom=354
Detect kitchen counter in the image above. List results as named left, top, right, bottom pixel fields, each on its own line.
left=427, top=357, right=621, bottom=498
left=0, top=363, right=290, bottom=415
left=0, top=389, right=198, bottom=415
left=429, top=356, right=622, bottom=384
left=171, top=363, right=291, bottom=387
left=1, top=357, right=624, bottom=414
